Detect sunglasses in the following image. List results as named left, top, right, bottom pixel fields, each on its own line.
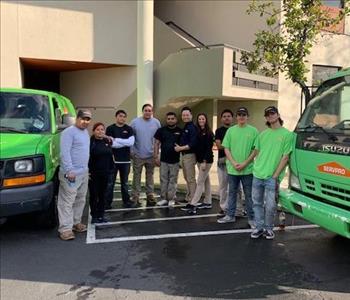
left=237, top=113, right=247, bottom=117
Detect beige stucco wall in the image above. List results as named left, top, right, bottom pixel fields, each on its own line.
left=17, top=0, right=137, bottom=64
left=1, top=0, right=137, bottom=88
left=155, top=0, right=271, bottom=51
left=154, top=47, right=225, bottom=109
left=154, top=17, right=192, bottom=68
left=60, top=66, right=137, bottom=126
left=218, top=100, right=277, bottom=132
left=0, top=1, right=22, bottom=87
left=278, top=32, right=350, bottom=131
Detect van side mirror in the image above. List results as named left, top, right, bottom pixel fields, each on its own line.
left=57, top=114, right=75, bottom=130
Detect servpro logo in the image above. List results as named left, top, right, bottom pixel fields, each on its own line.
left=317, top=162, right=350, bottom=177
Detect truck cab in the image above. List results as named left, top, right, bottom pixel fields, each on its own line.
left=279, top=68, right=350, bottom=238
left=0, top=88, right=76, bottom=227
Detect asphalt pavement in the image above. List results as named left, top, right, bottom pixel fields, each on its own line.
left=1, top=186, right=350, bottom=300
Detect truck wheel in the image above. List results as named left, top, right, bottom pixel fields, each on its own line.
left=34, top=193, right=58, bottom=229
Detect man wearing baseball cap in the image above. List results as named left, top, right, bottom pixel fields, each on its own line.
left=250, top=105, right=294, bottom=240
left=218, top=107, right=258, bottom=228
left=57, top=109, right=92, bottom=240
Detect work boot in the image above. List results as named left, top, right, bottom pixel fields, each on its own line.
left=73, top=223, right=87, bottom=233
left=59, top=230, right=75, bottom=241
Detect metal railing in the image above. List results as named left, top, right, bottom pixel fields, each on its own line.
left=165, top=21, right=208, bottom=49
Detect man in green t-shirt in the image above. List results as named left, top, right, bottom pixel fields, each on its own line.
left=250, top=106, right=294, bottom=240
left=218, top=107, right=258, bottom=228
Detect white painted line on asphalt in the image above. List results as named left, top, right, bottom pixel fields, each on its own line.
left=112, top=195, right=160, bottom=202
left=87, top=224, right=319, bottom=244
left=106, top=204, right=186, bottom=212
left=95, top=213, right=221, bottom=226
left=86, top=210, right=96, bottom=244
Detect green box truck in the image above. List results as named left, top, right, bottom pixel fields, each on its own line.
left=279, top=68, right=350, bottom=238
left=0, top=88, right=76, bottom=227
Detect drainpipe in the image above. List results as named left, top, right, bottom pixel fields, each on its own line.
left=137, top=0, right=154, bottom=115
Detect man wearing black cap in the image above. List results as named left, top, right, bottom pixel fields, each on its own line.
left=57, top=109, right=92, bottom=240
left=250, top=106, right=294, bottom=240
left=218, top=107, right=258, bottom=228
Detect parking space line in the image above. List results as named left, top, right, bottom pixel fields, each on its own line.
left=86, top=224, right=319, bottom=244
left=86, top=212, right=96, bottom=243
left=95, top=213, right=219, bottom=226
left=106, top=204, right=186, bottom=212
left=112, top=195, right=160, bottom=202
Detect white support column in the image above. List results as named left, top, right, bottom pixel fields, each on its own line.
left=137, top=0, right=154, bottom=116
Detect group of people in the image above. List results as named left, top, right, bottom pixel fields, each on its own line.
left=56, top=103, right=293, bottom=242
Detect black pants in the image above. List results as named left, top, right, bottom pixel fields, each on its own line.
left=105, top=163, right=131, bottom=207
left=89, top=173, right=111, bottom=218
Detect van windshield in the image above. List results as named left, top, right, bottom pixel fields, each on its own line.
left=0, top=92, right=50, bottom=133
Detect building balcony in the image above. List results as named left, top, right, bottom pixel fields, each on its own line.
left=154, top=44, right=278, bottom=110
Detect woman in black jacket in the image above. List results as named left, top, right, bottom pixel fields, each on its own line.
left=187, top=113, right=214, bottom=214
left=88, top=122, right=114, bottom=223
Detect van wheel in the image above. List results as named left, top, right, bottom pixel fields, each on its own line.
left=35, top=193, right=58, bottom=229
left=34, top=180, right=58, bottom=229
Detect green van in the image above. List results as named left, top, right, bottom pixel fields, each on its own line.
left=0, top=88, right=76, bottom=227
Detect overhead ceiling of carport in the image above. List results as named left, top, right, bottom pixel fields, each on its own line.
left=20, top=57, right=127, bottom=72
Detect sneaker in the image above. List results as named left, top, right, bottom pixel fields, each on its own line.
left=73, top=223, right=87, bottom=233
left=181, top=204, right=195, bottom=211
left=187, top=207, right=197, bottom=215
left=59, top=230, right=75, bottom=241
left=97, top=217, right=110, bottom=224
left=248, top=220, right=256, bottom=229
left=169, top=200, right=176, bottom=207
left=156, top=199, right=168, bottom=206
left=250, top=229, right=265, bottom=239
left=147, top=197, right=157, bottom=206
left=235, top=210, right=247, bottom=217
left=197, top=203, right=212, bottom=209
left=217, top=210, right=226, bottom=217
left=217, top=215, right=236, bottom=224
left=265, top=229, right=275, bottom=240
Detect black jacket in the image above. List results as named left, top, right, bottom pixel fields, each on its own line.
left=195, top=130, right=214, bottom=163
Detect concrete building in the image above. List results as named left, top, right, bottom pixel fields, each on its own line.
left=1, top=0, right=349, bottom=131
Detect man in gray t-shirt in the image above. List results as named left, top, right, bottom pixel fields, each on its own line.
left=57, top=109, right=92, bottom=241
left=130, top=104, right=161, bottom=206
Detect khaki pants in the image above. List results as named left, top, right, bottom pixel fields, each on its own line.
left=217, top=163, right=229, bottom=211
left=191, top=163, right=212, bottom=205
left=160, top=162, right=179, bottom=201
left=132, top=156, right=155, bottom=201
left=181, top=153, right=197, bottom=202
left=57, top=171, right=88, bottom=233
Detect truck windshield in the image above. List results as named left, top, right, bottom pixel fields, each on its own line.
left=297, top=76, right=350, bottom=135
left=0, top=92, right=50, bottom=133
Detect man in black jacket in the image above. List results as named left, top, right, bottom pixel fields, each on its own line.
left=174, top=107, right=198, bottom=203
left=105, top=110, right=135, bottom=208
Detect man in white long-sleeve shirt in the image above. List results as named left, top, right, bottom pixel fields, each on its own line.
left=106, top=110, right=135, bottom=208
left=58, top=109, right=92, bottom=241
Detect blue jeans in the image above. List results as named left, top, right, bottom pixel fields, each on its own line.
left=252, top=176, right=277, bottom=231
left=226, top=174, right=254, bottom=220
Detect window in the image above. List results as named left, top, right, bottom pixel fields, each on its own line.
left=322, top=0, right=344, bottom=8
left=312, top=65, right=341, bottom=87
